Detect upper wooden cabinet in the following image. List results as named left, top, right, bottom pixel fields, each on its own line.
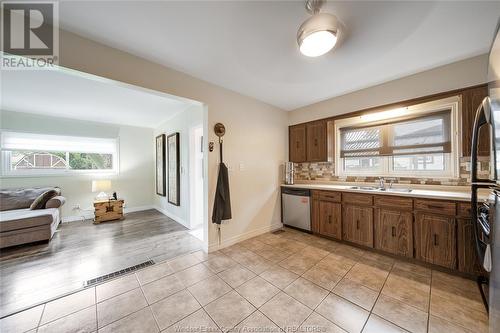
left=289, top=121, right=327, bottom=163
left=289, top=124, right=307, bottom=162
left=462, top=85, right=489, bottom=156
left=306, top=121, right=327, bottom=162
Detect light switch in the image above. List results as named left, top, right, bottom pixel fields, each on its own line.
left=239, top=162, right=245, bottom=171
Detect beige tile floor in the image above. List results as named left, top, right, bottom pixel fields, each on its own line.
left=0, top=227, right=488, bottom=333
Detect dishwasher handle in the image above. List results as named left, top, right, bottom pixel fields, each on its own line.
left=281, top=187, right=311, bottom=196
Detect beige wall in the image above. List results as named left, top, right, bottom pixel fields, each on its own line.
left=289, top=54, right=489, bottom=124
left=58, top=30, right=288, bottom=250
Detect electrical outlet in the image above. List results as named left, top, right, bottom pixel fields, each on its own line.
left=73, top=204, right=81, bottom=210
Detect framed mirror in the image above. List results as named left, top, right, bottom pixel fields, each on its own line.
left=167, top=132, right=180, bottom=205
left=155, top=134, right=166, bottom=196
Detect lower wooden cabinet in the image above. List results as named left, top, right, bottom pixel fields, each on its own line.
left=457, top=218, right=483, bottom=275
left=342, top=204, right=373, bottom=248
left=414, top=212, right=457, bottom=269
left=319, top=201, right=342, bottom=239
left=374, top=208, right=413, bottom=257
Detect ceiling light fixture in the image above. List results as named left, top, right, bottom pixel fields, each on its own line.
left=297, top=0, right=342, bottom=57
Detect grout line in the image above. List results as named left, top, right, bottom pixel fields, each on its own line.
left=359, top=258, right=394, bottom=333
left=94, top=287, right=98, bottom=331
left=35, top=303, right=46, bottom=331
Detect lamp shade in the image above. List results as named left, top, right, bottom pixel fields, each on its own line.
left=92, top=180, right=112, bottom=193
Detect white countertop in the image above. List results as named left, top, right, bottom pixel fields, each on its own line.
left=281, top=183, right=485, bottom=202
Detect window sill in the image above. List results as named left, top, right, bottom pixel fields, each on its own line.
left=1, top=170, right=119, bottom=178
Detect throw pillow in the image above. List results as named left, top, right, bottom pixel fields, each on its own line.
left=29, top=188, right=61, bottom=210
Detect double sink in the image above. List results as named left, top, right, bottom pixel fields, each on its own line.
left=348, top=186, right=412, bottom=193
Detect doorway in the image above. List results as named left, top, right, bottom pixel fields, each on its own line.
left=189, top=125, right=204, bottom=241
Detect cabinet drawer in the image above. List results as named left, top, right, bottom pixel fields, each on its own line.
left=374, top=196, right=413, bottom=210
left=414, top=199, right=455, bottom=216
left=343, top=193, right=372, bottom=205
left=318, top=191, right=341, bottom=202
left=457, top=202, right=472, bottom=217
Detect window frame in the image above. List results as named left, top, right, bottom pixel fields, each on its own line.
left=0, top=132, right=120, bottom=177
left=334, top=96, right=461, bottom=178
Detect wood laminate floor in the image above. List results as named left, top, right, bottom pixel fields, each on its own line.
left=0, top=209, right=203, bottom=317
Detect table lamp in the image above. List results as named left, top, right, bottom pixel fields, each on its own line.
left=92, top=180, right=112, bottom=200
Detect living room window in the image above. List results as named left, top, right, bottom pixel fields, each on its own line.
left=335, top=96, right=460, bottom=178
left=0, top=132, right=118, bottom=175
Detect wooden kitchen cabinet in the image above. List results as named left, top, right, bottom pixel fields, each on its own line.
left=457, top=217, right=483, bottom=275
left=462, top=85, right=489, bottom=157
left=414, top=212, right=457, bottom=269
left=319, top=201, right=342, bottom=239
left=289, top=124, right=307, bottom=162
left=374, top=208, right=413, bottom=257
left=306, top=121, right=327, bottom=162
left=342, top=204, right=374, bottom=248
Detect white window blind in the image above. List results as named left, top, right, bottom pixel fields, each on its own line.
left=340, top=111, right=451, bottom=158
left=1, top=132, right=117, bottom=154
left=389, top=112, right=451, bottom=155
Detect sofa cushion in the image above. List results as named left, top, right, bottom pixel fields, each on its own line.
left=46, top=196, right=66, bottom=209
left=0, top=187, right=57, bottom=211
left=0, top=208, right=59, bottom=232
left=30, top=188, right=61, bottom=210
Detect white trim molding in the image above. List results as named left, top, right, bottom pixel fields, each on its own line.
left=154, top=205, right=187, bottom=227
left=208, top=221, right=284, bottom=252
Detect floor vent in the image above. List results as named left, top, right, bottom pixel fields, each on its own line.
left=272, top=229, right=285, bottom=234
left=83, top=260, right=155, bottom=287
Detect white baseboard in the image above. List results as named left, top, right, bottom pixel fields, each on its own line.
left=154, top=206, right=187, bottom=227
left=208, top=221, right=283, bottom=252
left=61, top=205, right=155, bottom=223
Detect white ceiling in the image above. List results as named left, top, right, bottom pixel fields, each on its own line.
left=57, top=1, right=500, bottom=111
left=0, top=69, right=195, bottom=128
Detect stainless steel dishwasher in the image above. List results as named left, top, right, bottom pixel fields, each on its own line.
left=281, top=187, right=311, bottom=231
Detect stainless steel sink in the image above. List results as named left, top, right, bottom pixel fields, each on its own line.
left=348, top=186, right=379, bottom=191
left=348, top=186, right=412, bottom=193
left=384, top=188, right=412, bottom=193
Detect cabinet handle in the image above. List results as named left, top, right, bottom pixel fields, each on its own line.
left=391, top=226, right=396, bottom=237
left=328, top=215, right=332, bottom=224
left=426, top=204, right=442, bottom=209
left=296, top=142, right=299, bottom=148
left=356, top=220, right=360, bottom=229
left=434, top=234, right=439, bottom=246
left=314, top=139, right=318, bottom=146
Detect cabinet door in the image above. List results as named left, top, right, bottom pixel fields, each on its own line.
left=311, top=194, right=320, bottom=234
left=319, top=201, right=341, bottom=239
left=289, top=125, right=307, bottom=162
left=457, top=218, right=483, bottom=275
left=462, top=85, right=489, bottom=156
left=343, top=205, right=373, bottom=248
left=306, top=121, right=327, bottom=162
left=374, top=208, right=413, bottom=257
left=415, top=212, right=456, bottom=269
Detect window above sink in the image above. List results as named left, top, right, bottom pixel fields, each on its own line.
left=335, top=96, right=460, bottom=179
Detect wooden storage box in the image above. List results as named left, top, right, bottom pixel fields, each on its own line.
left=94, top=199, right=124, bottom=224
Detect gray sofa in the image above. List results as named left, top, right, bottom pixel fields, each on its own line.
left=0, top=187, right=65, bottom=249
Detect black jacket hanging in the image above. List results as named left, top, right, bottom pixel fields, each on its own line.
left=212, top=141, right=231, bottom=224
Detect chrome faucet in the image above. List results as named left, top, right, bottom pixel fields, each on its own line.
left=378, top=177, right=385, bottom=190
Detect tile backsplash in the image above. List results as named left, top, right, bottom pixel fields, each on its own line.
left=293, top=156, right=490, bottom=186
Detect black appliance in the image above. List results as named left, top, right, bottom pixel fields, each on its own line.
left=470, top=20, right=500, bottom=332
